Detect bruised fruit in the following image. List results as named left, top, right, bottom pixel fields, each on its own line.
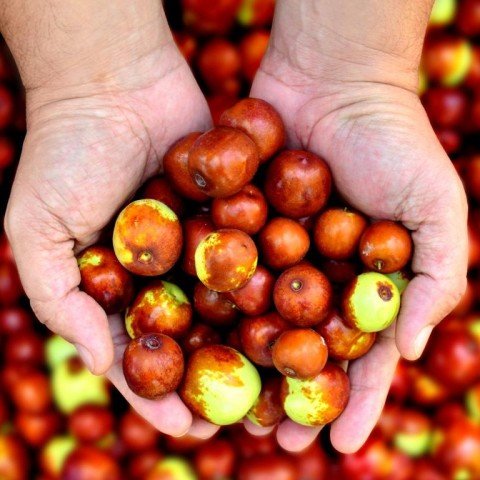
left=247, top=376, right=284, bottom=427
left=123, top=334, right=184, bottom=399
left=342, top=272, right=400, bottom=333
left=219, top=98, right=285, bottom=162
left=193, top=282, right=238, bottom=327
left=125, top=281, right=192, bottom=339
left=273, top=263, right=332, bottom=327
left=77, top=245, right=134, bottom=314
left=272, top=329, right=328, bottom=379
left=359, top=220, right=412, bottom=273
left=195, top=229, right=258, bottom=292
left=265, top=150, right=332, bottom=218
left=182, top=215, right=215, bottom=276
left=113, top=199, right=182, bottom=276
left=281, top=363, right=350, bottom=426
left=180, top=345, right=261, bottom=425
left=188, top=127, right=259, bottom=197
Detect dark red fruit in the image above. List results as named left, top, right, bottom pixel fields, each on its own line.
left=10, top=371, right=51, bottom=413
left=194, top=282, right=238, bottom=327
left=320, top=259, right=359, bottom=284
left=422, top=87, right=468, bottom=128
left=119, top=409, right=159, bottom=452
left=194, top=439, right=236, bottom=480
left=0, top=307, right=32, bottom=336
left=61, top=446, right=121, bottom=480
left=293, top=442, right=328, bottom=480
left=68, top=405, right=114, bottom=443
left=182, top=323, right=222, bottom=355
left=15, top=410, right=60, bottom=447
left=247, top=376, right=284, bottom=427
left=140, top=175, right=185, bottom=217
left=0, top=261, right=22, bottom=306
left=5, top=330, right=44, bottom=366
left=238, top=454, right=298, bottom=480
left=182, top=215, right=215, bottom=276
left=239, top=30, right=270, bottom=82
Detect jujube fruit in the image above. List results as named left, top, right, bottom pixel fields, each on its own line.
left=182, top=215, right=215, bottom=276
left=247, top=376, right=285, bottom=427
left=193, top=282, right=238, bottom=327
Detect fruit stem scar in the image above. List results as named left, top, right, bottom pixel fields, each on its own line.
left=284, top=367, right=296, bottom=377
left=143, top=336, right=161, bottom=350
left=138, top=250, right=153, bottom=264
left=291, top=279, right=303, bottom=292
left=194, top=172, right=207, bottom=188
left=377, top=283, right=393, bottom=301
left=374, top=259, right=385, bottom=271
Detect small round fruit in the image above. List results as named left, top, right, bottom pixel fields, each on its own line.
left=61, top=445, right=121, bottom=480
left=247, top=376, right=285, bottom=427
left=259, top=217, right=310, bottom=270
left=123, top=334, right=184, bottom=399
left=188, top=127, right=259, bottom=197
left=342, top=272, right=400, bottom=333
left=182, top=324, right=221, bottom=355
left=140, top=175, right=185, bottom=217
left=195, top=229, right=258, bottom=292
left=113, top=199, right=182, bottom=276
left=182, top=215, right=215, bottom=276
left=211, top=184, right=268, bottom=234
left=180, top=345, right=261, bottom=425
left=163, top=132, right=209, bottom=201
left=317, top=310, right=376, bottom=361
left=321, top=259, right=359, bottom=284
left=219, top=98, right=286, bottom=162
left=194, top=439, right=236, bottom=480
left=126, top=281, right=192, bottom=339
left=265, top=150, right=332, bottom=218
left=193, top=282, right=238, bottom=327
left=272, top=329, right=328, bottom=379
left=239, top=312, right=289, bottom=367
left=281, top=363, right=350, bottom=426
left=146, top=457, right=197, bottom=480
left=313, top=208, right=367, bottom=260
left=359, top=220, right=412, bottom=273
left=68, top=405, right=114, bottom=444
left=273, top=264, right=332, bottom=327
left=77, top=245, right=134, bottom=314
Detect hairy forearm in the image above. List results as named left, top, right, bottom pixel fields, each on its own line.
left=0, top=1, right=172, bottom=91
left=269, top=0, right=434, bottom=91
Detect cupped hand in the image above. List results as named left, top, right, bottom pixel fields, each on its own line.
left=248, top=38, right=468, bottom=452
left=4, top=41, right=218, bottom=439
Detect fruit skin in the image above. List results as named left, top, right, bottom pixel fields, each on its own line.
left=163, top=132, right=209, bottom=202
left=45, top=335, right=78, bottom=370
left=237, top=454, right=298, bottom=480
left=219, top=98, right=285, bottom=162
left=281, top=363, right=350, bottom=426
left=15, top=410, right=61, bottom=448
left=188, top=127, right=260, bottom=198
left=77, top=245, right=134, bottom=315
left=113, top=199, right=182, bottom=276
left=272, top=329, right=328, bottom=379
left=247, top=376, right=285, bottom=427
left=140, top=175, right=186, bottom=218
left=239, top=312, right=289, bottom=367
left=265, top=150, right=332, bottom=218
left=0, top=261, right=23, bottom=306
left=61, top=445, right=121, bottom=480
left=195, top=229, right=258, bottom=292
left=123, top=334, right=184, bottom=399
left=0, top=434, right=29, bottom=480
left=182, top=215, right=215, bottom=276
left=273, top=263, right=332, bottom=327
left=11, top=370, right=51, bottom=413
left=211, top=184, right=268, bottom=234
left=194, top=439, right=236, bottom=480
left=317, top=310, right=376, bottom=361
left=359, top=220, right=413, bottom=273
left=385, top=270, right=410, bottom=295
left=146, top=457, right=197, bottom=480
left=182, top=323, right=221, bottom=355
left=126, top=281, right=192, bottom=339
left=180, top=345, right=261, bottom=426
left=40, top=435, right=77, bottom=478
left=239, top=30, right=270, bottom=82
left=68, top=405, right=114, bottom=444
left=393, top=410, right=432, bottom=458
left=422, top=87, right=468, bottom=129
left=0, top=307, right=32, bottom=335
left=5, top=330, right=44, bottom=366
left=342, top=272, right=400, bottom=333
left=313, top=208, right=367, bottom=260
left=193, top=282, right=238, bottom=327
left=259, top=217, right=310, bottom=270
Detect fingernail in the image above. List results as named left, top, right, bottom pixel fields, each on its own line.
left=414, top=326, right=434, bottom=359
left=74, top=343, right=95, bottom=372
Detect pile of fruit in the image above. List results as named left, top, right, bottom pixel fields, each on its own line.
left=0, top=0, right=480, bottom=479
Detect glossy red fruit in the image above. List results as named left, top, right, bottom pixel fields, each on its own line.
left=359, top=221, right=412, bottom=273
left=237, top=454, right=298, bottom=480
left=188, top=127, right=259, bottom=198
left=15, top=411, right=60, bottom=447
left=119, top=410, right=159, bottom=452
left=194, top=439, right=236, bottom=480
left=0, top=307, right=32, bottom=336
left=163, top=133, right=209, bottom=202
left=272, top=329, right=328, bottom=379
left=123, top=334, right=184, bottom=399
left=293, top=442, right=328, bottom=480
left=68, top=406, right=114, bottom=443
left=207, top=94, right=239, bottom=125
left=77, top=245, right=134, bottom=315
left=211, top=184, right=268, bottom=234
left=5, top=330, right=44, bottom=366
left=128, top=450, right=163, bottom=479
left=182, top=215, right=215, bottom=276
left=182, top=323, right=221, bottom=355
left=0, top=434, right=29, bottom=480
left=456, top=0, right=480, bottom=36
left=10, top=371, right=51, bottom=413
left=259, top=218, right=310, bottom=270
left=320, top=259, right=359, bottom=284
left=239, top=312, right=289, bottom=367
left=194, top=282, right=238, bottom=327
left=195, top=229, right=258, bottom=292
left=273, top=264, right=332, bottom=327
left=239, top=30, right=270, bottom=82
left=140, top=175, right=185, bottom=217
left=226, top=265, right=274, bottom=316
left=318, top=310, right=376, bottom=361
left=422, top=87, right=468, bottom=128
left=219, top=98, right=285, bottom=163
left=313, top=208, right=367, bottom=260
left=61, top=445, right=121, bottom=480
left=247, top=376, right=285, bottom=427
left=265, top=150, right=332, bottom=218
left=0, top=261, right=22, bottom=306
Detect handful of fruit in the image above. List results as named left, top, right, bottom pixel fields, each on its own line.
left=77, top=98, right=412, bottom=430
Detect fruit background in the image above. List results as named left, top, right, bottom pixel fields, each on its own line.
left=0, top=0, right=479, bottom=478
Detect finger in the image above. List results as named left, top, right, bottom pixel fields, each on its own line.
left=188, top=418, right=220, bottom=440
left=276, top=419, right=322, bottom=452
left=4, top=207, right=113, bottom=374
left=106, top=315, right=193, bottom=437
left=243, top=418, right=276, bottom=436
left=330, top=324, right=399, bottom=453
left=396, top=180, right=468, bottom=360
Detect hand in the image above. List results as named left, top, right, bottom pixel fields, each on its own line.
left=246, top=7, right=468, bottom=452
left=4, top=35, right=218, bottom=439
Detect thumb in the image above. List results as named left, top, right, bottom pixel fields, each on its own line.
left=4, top=198, right=114, bottom=374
